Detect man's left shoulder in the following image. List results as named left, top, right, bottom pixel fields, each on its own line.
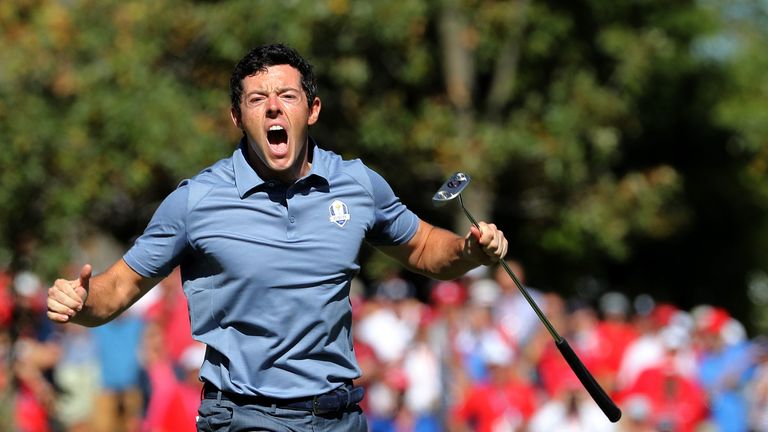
left=315, top=147, right=372, bottom=181
left=315, top=146, right=366, bottom=169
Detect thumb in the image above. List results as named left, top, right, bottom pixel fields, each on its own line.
left=468, top=224, right=487, bottom=245
left=465, top=225, right=483, bottom=252
left=469, top=225, right=482, bottom=240
left=77, top=264, right=92, bottom=298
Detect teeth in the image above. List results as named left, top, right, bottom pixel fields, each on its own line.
left=269, top=125, right=285, bottom=131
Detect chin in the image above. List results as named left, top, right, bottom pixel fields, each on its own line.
left=269, top=159, right=296, bottom=171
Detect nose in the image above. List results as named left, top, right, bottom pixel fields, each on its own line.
left=266, top=93, right=281, bottom=117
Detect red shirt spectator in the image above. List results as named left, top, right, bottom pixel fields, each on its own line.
left=452, top=376, right=537, bottom=432
left=0, top=270, right=13, bottom=327
left=617, top=363, right=708, bottom=432
left=595, top=319, right=638, bottom=374
left=452, top=343, right=538, bottom=432
left=143, top=269, right=194, bottom=362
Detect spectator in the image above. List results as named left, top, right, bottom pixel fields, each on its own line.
left=564, top=299, right=614, bottom=392
left=141, top=268, right=194, bottom=364
left=372, top=268, right=417, bottom=304
left=400, top=307, right=443, bottom=432
left=696, top=307, right=755, bottom=432
left=141, top=320, right=204, bottom=432
left=425, top=279, right=470, bottom=429
left=453, top=277, right=506, bottom=384
left=0, top=267, right=13, bottom=328
left=355, top=292, right=417, bottom=365
left=595, top=291, right=638, bottom=393
left=53, top=324, right=100, bottom=432
left=527, top=292, right=577, bottom=399
left=749, top=337, right=768, bottom=431
left=528, top=381, right=616, bottom=432
left=493, top=259, right=546, bottom=348
left=616, top=302, right=697, bottom=389
left=90, top=312, right=146, bottom=432
left=617, top=395, right=656, bottom=432
left=0, top=328, right=13, bottom=428
left=451, top=338, right=537, bottom=432
left=356, top=276, right=420, bottom=431
left=11, top=270, right=60, bottom=432
left=617, top=325, right=709, bottom=432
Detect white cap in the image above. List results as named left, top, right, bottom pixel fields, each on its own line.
left=179, top=343, right=207, bottom=371
left=13, top=271, right=42, bottom=297
left=599, top=291, right=630, bottom=316
left=660, top=325, right=689, bottom=350
left=469, top=279, right=500, bottom=307
left=482, top=339, right=514, bottom=366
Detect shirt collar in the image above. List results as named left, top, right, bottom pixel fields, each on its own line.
left=233, top=137, right=330, bottom=198
left=305, top=136, right=331, bottom=182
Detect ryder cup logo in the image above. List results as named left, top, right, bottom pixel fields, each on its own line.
left=329, top=200, right=351, bottom=227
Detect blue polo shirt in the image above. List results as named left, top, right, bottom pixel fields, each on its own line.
left=123, top=139, right=419, bottom=398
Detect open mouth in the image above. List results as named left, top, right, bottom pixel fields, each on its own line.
left=267, top=125, right=288, bottom=146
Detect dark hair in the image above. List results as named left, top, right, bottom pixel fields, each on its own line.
left=229, top=44, right=318, bottom=120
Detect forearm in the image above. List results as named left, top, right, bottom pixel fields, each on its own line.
left=71, top=276, right=123, bottom=327
left=408, top=224, right=481, bottom=280
left=73, top=260, right=153, bottom=327
left=380, top=221, right=486, bottom=281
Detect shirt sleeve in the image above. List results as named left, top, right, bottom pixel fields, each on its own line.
left=123, top=183, right=191, bottom=278
left=364, top=167, right=419, bottom=246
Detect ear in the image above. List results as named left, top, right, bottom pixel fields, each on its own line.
left=230, top=108, right=242, bottom=129
left=307, top=97, right=321, bottom=126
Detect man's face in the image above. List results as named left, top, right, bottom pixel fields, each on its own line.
left=231, top=64, right=321, bottom=183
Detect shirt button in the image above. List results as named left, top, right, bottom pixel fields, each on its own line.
left=289, top=216, right=295, bottom=223
left=267, top=181, right=276, bottom=187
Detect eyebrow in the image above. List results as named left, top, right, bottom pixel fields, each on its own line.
left=244, top=87, right=301, bottom=97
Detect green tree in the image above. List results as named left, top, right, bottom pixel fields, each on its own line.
left=701, top=0, right=768, bottom=331
left=291, top=0, right=702, bottom=293
left=0, top=0, right=234, bottom=275
left=2, top=0, right=767, bottom=330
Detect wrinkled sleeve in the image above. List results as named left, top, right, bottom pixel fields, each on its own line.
left=123, top=184, right=191, bottom=278
left=365, top=168, right=419, bottom=246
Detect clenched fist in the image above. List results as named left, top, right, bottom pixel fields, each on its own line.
left=464, top=222, right=508, bottom=265
left=47, top=264, right=91, bottom=323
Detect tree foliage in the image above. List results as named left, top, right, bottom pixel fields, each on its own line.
left=2, top=0, right=768, bottom=328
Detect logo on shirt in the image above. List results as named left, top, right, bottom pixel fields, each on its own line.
left=329, top=200, right=351, bottom=227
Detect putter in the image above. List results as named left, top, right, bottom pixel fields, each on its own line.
left=433, top=172, right=622, bottom=423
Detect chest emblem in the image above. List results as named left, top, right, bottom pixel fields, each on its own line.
left=329, top=200, right=351, bottom=227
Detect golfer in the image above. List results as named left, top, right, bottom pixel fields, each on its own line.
left=47, top=44, right=508, bottom=431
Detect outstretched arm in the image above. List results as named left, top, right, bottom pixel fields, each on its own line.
left=378, top=219, right=508, bottom=281
left=47, top=259, right=159, bottom=327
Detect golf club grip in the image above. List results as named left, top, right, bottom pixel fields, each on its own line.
left=556, top=338, right=622, bottom=423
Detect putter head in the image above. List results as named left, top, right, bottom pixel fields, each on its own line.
left=432, top=172, right=471, bottom=207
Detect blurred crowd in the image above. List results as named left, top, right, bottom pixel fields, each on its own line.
left=2, top=259, right=768, bottom=432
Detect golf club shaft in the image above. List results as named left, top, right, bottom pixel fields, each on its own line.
left=499, top=258, right=561, bottom=340
left=458, top=196, right=560, bottom=339
left=457, top=195, right=622, bottom=423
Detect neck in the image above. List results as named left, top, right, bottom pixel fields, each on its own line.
left=245, top=141, right=312, bottom=184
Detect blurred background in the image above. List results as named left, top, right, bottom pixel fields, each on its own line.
left=2, top=0, right=768, bottom=431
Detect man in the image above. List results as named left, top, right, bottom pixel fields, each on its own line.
left=46, top=44, right=508, bottom=431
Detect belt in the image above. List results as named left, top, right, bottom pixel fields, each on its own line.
left=202, top=382, right=365, bottom=415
